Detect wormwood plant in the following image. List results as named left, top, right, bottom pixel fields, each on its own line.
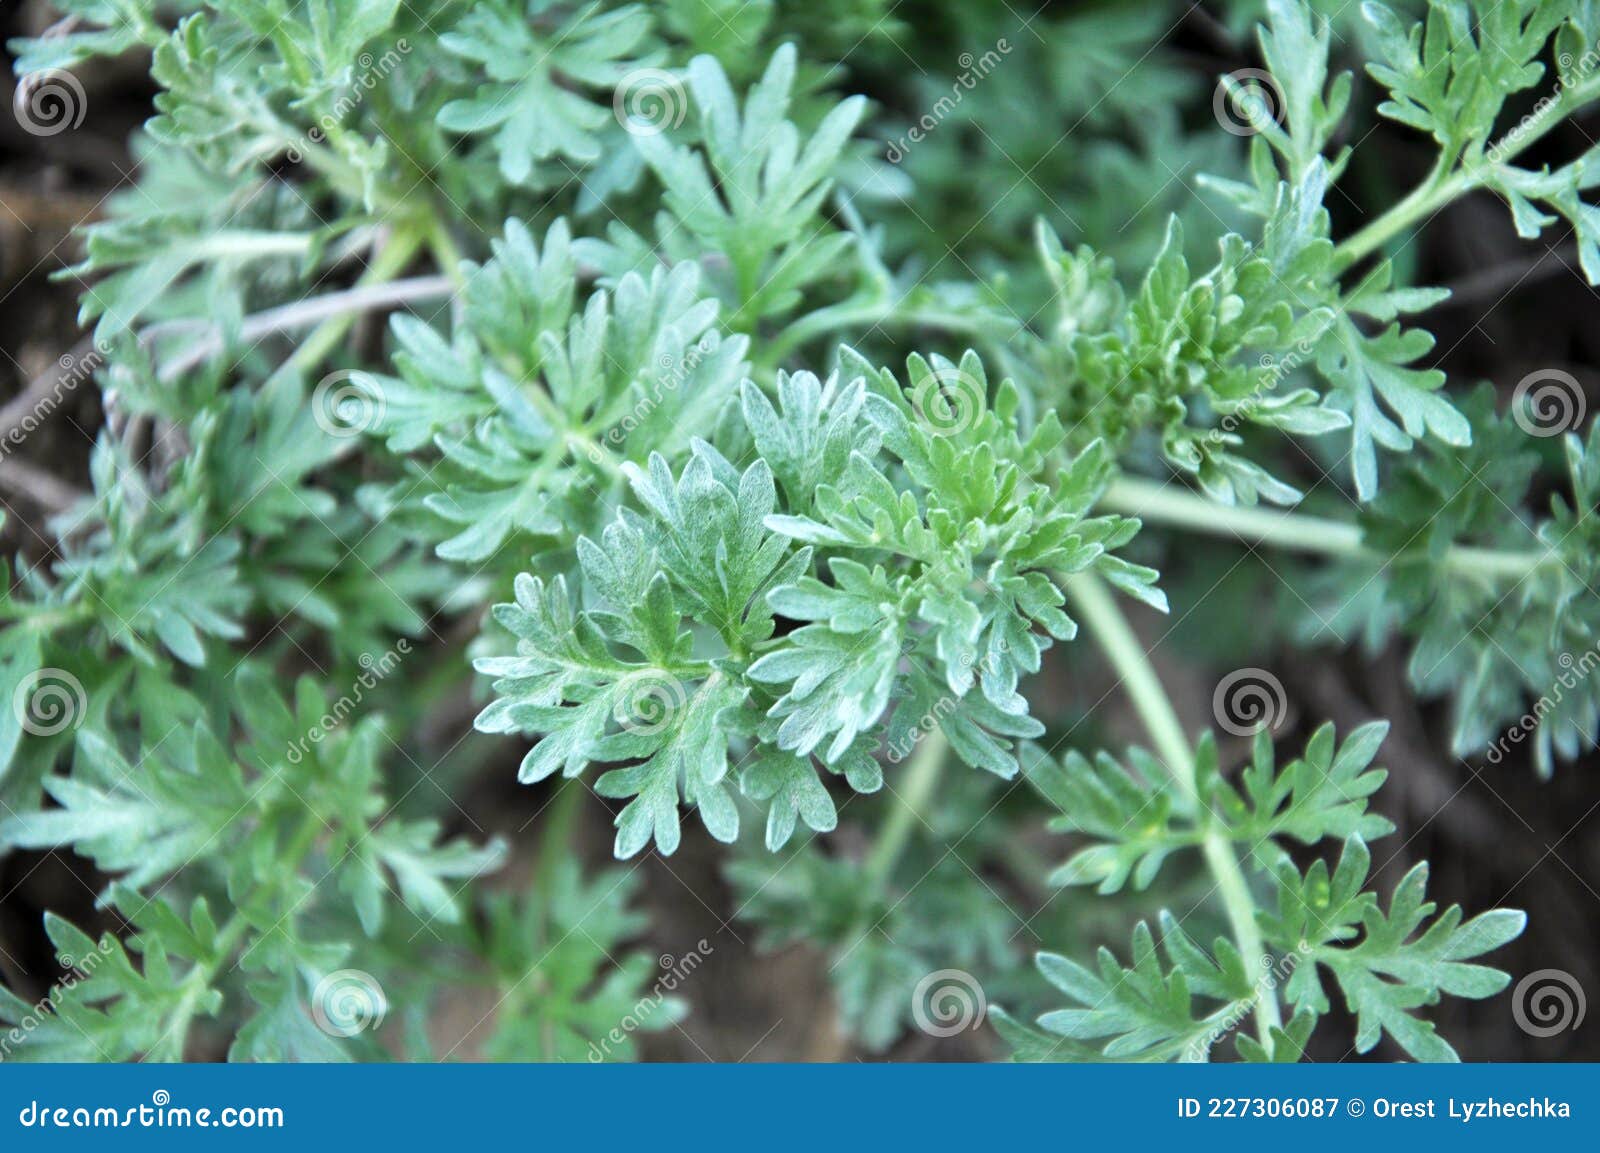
left=0, top=0, right=1594, bottom=1061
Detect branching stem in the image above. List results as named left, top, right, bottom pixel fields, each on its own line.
left=148, top=227, right=438, bottom=386
left=1334, top=74, right=1600, bottom=271
left=280, top=227, right=429, bottom=377
left=1099, top=476, right=1551, bottom=581
left=1062, top=571, right=1282, bottom=1052
left=160, top=811, right=324, bottom=1059
left=153, top=272, right=453, bottom=383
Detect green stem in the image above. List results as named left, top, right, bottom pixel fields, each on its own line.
left=535, top=779, right=584, bottom=892
left=863, top=728, right=948, bottom=891
left=154, top=275, right=453, bottom=384
left=829, top=726, right=948, bottom=1049
left=284, top=138, right=371, bottom=207
left=281, top=226, right=427, bottom=377
left=1333, top=154, right=1462, bottom=273
left=526, top=780, right=585, bottom=1059
left=160, top=812, right=324, bottom=1059
left=1063, top=573, right=1192, bottom=776
left=1099, top=476, right=1551, bottom=581
left=566, top=429, right=626, bottom=481
left=1062, top=571, right=1282, bottom=1051
left=1335, top=74, right=1600, bottom=272
left=503, top=366, right=626, bottom=484
left=427, top=220, right=467, bottom=288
